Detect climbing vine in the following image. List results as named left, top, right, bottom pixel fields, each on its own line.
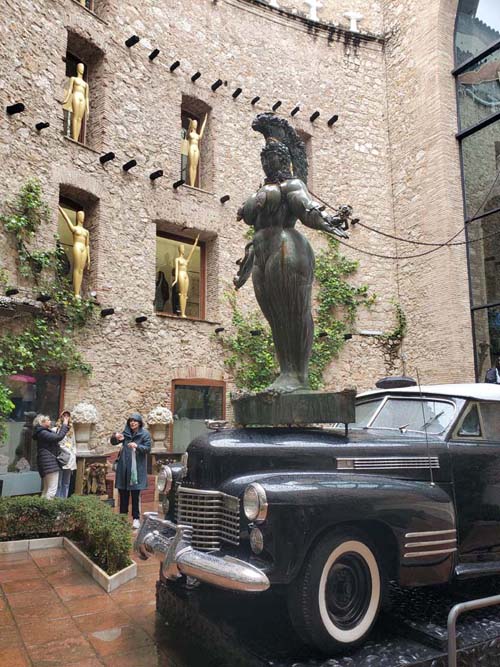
left=375, top=301, right=407, bottom=373
left=220, top=235, right=375, bottom=392
left=0, top=180, right=95, bottom=439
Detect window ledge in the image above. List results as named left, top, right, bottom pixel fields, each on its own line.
left=155, top=312, right=221, bottom=326
left=69, top=0, right=108, bottom=25
left=179, top=184, right=215, bottom=197
left=63, top=135, right=101, bottom=155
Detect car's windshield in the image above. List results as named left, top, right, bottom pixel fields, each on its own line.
left=349, top=397, right=456, bottom=434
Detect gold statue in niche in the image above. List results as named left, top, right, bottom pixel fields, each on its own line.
left=172, top=235, right=200, bottom=318
left=187, top=115, right=207, bottom=187
left=58, top=205, right=90, bottom=299
left=62, top=62, right=89, bottom=142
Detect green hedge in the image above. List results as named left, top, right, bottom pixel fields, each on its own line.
left=0, top=495, right=132, bottom=575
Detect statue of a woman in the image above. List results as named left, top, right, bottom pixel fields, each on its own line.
left=58, top=205, right=90, bottom=299
left=235, top=113, right=352, bottom=393
left=172, top=235, right=200, bottom=318
left=187, top=115, right=207, bottom=187
left=62, top=63, right=89, bottom=142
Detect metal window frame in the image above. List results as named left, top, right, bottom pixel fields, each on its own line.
left=453, top=16, right=500, bottom=381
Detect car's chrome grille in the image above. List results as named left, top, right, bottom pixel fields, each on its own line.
left=176, top=486, right=240, bottom=551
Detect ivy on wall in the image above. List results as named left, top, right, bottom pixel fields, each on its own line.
left=220, top=235, right=376, bottom=392
left=0, top=180, right=95, bottom=440
left=375, top=300, right=407, bottom=373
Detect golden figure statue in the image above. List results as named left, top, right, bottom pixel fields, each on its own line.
left=58, top=206, right=90, bottom=299
left=62, top=63, right=89, bottom=142
left=172, top=235, right=200, bottom=318
left=187, top=115, right=207, bottom=187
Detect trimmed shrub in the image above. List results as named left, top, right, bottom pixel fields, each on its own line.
left=0, top=495, right=132, bottom=574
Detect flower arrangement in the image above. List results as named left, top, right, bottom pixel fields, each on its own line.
left=147, top=406, right=173, bottom=425
left=71, top=401, right=98, bottom=424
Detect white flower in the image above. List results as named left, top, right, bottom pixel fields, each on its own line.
left=71, top=401, right=99, bottom=424
left=147, top=406, right=173, bottom=424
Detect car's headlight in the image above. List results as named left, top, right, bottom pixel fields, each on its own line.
left=157, top=465, right=172, bottom=493
left=243, top=482, right=268, bottom=522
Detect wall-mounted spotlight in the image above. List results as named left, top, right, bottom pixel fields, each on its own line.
left=290, top=106, right=300, bottom=116
left=327, top=114, right=339, bottom=127
left=169, top=60, right=180, bottom=72
left=6, top=103, right=25, bottom=116
left=272, top=101, right=282, bottom=111
left=122, top=159, right=137, bottom=171
left=100, top=308, right=115, bottom=317
left=148, top=49, right=160, bottom=61
left=220, top=195, right=230, bottom=204
left=214, top=327, right=225, bottom=334
left=150, top=169, right=163, bottom=181
left=173, top=179, right=185, bottom=189
left=99, top=152, right=115, bottom=164
left=310, top=111, right=320, bottom=122
left=191, top=71, right=201, bottom=82
left=251, top=96, right=260, bottom=105
left=250, top=329, right=262, bottom=336
left=36, top=294, right=51, bottom=303
left=35, top=122, right=50, bottom=131
left=232, top=88, right=242, bottom=99
left=125, top=35, right=140, bottom=48
left=5, top=288, right=19, bottom=297
left=211, top=79, right=223, bottom=92
left=135, top=315, right=148, bottom=323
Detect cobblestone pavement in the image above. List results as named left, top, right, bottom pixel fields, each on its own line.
left=0, top=505, right=191, bottom=667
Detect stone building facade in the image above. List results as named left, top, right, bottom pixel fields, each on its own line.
left=0, top=0, right=497, bottom=473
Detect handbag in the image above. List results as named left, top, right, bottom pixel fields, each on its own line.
left=57, top=447, right=71, bottom=467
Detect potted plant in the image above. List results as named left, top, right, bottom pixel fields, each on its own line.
left=71, top=401, right=98, bottom=452
left=147, top=406, right=173, bottom=450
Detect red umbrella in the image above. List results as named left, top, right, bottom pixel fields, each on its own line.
left=8, top=374, right=37, bottom=383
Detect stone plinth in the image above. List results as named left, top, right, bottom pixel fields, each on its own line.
left=232, top=389, right=356, bottom=426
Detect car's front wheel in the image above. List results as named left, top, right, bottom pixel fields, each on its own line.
left=287, top=529, right=383, bottom=654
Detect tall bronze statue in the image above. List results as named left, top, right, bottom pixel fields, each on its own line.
left=235, top=113, right=353, bottom=393
left=187, top=115, right=207, bottom=187
left=58, top=205, right=90, bottom=299
left=62, top=62, right=89, bottom=142
left=172, top=235, right=200, bottom=318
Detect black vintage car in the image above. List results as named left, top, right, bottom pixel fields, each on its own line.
left=135, top=383, right=500, bottom=654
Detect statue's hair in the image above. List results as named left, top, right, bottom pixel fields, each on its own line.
left=252, top=113, right=308, bottom=183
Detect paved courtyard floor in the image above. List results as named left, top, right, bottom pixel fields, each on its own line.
left=0, top=503, right=192, bottom=667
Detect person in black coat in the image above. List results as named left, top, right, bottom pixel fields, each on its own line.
left=33, top=413, right=69, bottom=499
left=110, top=413, right=151, bottom=529
left=485, top=358, right=500, bottom=384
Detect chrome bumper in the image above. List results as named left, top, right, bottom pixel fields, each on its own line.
left=134, top=512, right=270, bottom=593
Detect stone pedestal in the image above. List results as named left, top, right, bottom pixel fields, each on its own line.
left=149, top=423, right=168, bottom=450
left=232, top=389, right=356, bottom=426
left=74, top=423, right=93, bottom=454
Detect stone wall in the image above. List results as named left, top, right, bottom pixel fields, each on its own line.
left=0, top=0, right=474, bottom=448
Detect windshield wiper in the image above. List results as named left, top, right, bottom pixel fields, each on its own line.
left=420, top=410, right=445, bottom=430
left=398, top=423, right=409, bottom=434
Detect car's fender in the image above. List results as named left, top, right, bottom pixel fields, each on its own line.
left=221, top=471, right=457, bottom=586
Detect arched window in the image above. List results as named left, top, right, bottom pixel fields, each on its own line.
left=454, top=1, right=500, bottom=380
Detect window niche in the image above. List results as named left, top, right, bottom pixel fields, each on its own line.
left=155, top=231, right=205, bottom=320
left=63, top=32, right=105, bottom=150
left=181, top=97, right=213, bottom=191
left=58, top=186, right=98, bottom=299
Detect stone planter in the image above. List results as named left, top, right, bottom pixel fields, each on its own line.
left=74, top=422, right=92, bottom=452
left=149, top=422, right=168, bottom=449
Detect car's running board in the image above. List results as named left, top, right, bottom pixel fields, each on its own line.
left=455, top=562, right=500, bottom=579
